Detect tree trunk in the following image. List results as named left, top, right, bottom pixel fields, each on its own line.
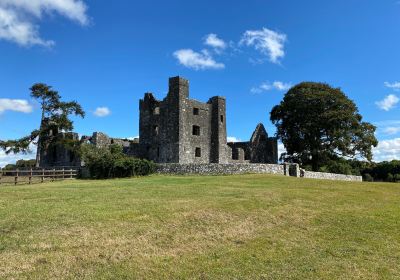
left=35, top=103, right=45, bottom=168
left=311, top=150, right=319, bottom=171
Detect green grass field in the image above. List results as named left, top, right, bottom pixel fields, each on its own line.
left=0, top=174, right=399, bottom=279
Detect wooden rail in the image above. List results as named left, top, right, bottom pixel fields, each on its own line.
left=0, top=168, right=79, bottom=186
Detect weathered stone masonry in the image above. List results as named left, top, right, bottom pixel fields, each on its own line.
left=156, top=163, right=363, bottom=182
left=137, top=76, right=278, bottom=164
left=39, top=76, right=278, bottom=167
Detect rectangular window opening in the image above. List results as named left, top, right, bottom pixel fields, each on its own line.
left=192, top=125, right=200, bottom=136
left=195, top=147, right=201, bottom=157
left=193, top=108, right=199, bottom=115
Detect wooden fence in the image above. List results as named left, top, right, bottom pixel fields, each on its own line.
left=0, top=168, right=79, bottom=186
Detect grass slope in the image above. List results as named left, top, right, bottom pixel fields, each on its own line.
left=0, top=174, right=399, bottom=279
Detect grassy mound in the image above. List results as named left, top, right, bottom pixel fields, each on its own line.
left=0, top=175, right=399, bottom=279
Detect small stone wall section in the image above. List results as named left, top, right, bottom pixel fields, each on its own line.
left=156, top=163, right=363, bottom=182
left=302, top=170, right=362, bottom=182
left=156, top=163, right=284, bottom=175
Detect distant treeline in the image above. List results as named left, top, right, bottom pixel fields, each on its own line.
left=2, top=159, right=36, bottom=170
left=302, top=159, right=400, bottom=183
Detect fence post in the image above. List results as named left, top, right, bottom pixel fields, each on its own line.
left=15, top=169, right=19, bottom=186
left=29, top=168, right=33, bottom=184
left=53, top=168, right=56, bottom=181
left=41, top=169, right=45, bottom=183
left=62, top=168, right=65, bottom=180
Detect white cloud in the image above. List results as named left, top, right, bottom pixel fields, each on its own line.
left=0, top=98, right=33, bottom=114
left=173, top=49, right=225, bottom=70
left=0, top=143, right=36, bottom=167
left=93, top=107, right=111, bottom=117
left=384, top=82, right=400, bottom=91
left=278, top=143, right=287, bottom=161
left=227, top=136, right=241, bottom=143
left=251, top=81, right=292, bottom=94
left=240, top=28, right=287, bottom=64
left=376, top=94, right=399, bottom=111
left=204, top=33, right=226, bottom=50
left=0, top=0, right=89, bottom=47
left=375, top=120, right=400, bottom=136
left=373, top=138, right=400, bottom=162
left=383, top=127, right=400, bottom=135
left=272, top=81, right=292, bottom=91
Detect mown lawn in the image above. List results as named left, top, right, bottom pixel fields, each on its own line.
left=0, top=174, right=399, bottom=279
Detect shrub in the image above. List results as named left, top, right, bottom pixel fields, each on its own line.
left=386, top=173, right=394, bottom=182
left=325, top=161, right=353, bottom=175
left=112, top=157, right=135, bottom=178
left=80, top=144, right=155, bottom=179
left=132, top=158, right=156, bottom=176
left=363, top=173, right=374, bottom=182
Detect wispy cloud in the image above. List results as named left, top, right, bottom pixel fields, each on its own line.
left=374, top=120, right=400, bottom=136
left=251, top=81, right=292, bottom=93
left=376, top=94, right=399, bottom=111
left=0, top=0, right=89, bottom=47
left=93, top=107, right=111, bottom=117
left=173, top=49, right=225, bottom=70
left=227, top=136, right=241, bottom=143
left=240, top=28, right=287, bottom=64
left=384, top=81, right=400, bottom=91
left=204, top=33, right=227, bottom=50
left=373, top=138, right=400, bottom=162
left=0, top=98, right=33, bottom=114
left=383, top=127, right=400, bottom=135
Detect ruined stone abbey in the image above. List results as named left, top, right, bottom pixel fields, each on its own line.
left=39, top=76, right=278, bottom=167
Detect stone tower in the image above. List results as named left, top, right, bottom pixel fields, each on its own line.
left=139, top=76, right=229, bottom=163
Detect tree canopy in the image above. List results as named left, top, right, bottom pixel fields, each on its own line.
left=270, top=82, right=378, bottom=171
left=0, top=83, right=85, bottom=166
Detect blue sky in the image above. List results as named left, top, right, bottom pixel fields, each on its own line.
left=1, top=0, right=400, bottom=166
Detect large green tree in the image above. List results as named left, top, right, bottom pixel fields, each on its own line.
left=0, top=84, right=85, bottom=167
left=270, top=82, right=378, bottom=171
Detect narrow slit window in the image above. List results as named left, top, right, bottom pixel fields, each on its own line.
left=154, top=125, right=159, bottom=136
left=220, top=115, right=224, bottom=123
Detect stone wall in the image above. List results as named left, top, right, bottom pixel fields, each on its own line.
left=156, top=163, right=363, bottom=182
left=156, top=163, right=284, bottom=175
left=302, top=170, right=362, bottom=182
